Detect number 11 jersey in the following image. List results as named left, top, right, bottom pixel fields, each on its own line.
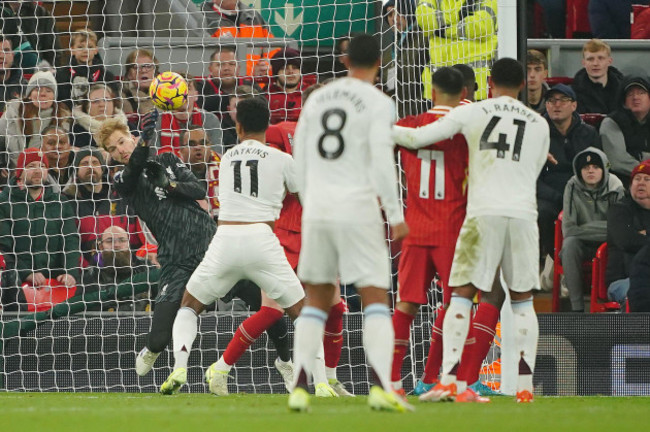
left=293, top=77, right=404, bottom=226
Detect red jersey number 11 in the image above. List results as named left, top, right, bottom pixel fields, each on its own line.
left=417, top=149, right=445, bottom=200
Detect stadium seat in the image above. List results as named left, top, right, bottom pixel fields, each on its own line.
left=565, top=0, right=592, bottom=38
left=589, top=243, right=623, bottom=313
left=21, top=280, right=76, bottom=312
left=580, top=113, right=606, bottom=128
left=546, top=77, right=574, bottom=87
left=631, top=4, right=650, bottom=39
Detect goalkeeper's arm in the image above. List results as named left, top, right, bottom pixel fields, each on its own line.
left=156, top=153, right=207, bottom=201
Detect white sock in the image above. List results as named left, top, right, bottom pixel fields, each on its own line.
left=512, top=298, right=539, bottom=393
left=392, top=380, right=403, bottom=391
left=214, top=356, right=233, bottom=373
left=325, top=367, right=337, bottom=381
left=313, top=341, right=328, bottom=385
left=441, top=296, right=473, bottom=385
left=292, top=306, right=327, bottom=389
left=363, top=303, right=394, bottom=392
left=172, top=307, right=198, bottom=370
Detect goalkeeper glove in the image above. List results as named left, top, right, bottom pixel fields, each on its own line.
left=145, top=160, right=175, bottom=190
left=139, top=109, right=159, bottom=145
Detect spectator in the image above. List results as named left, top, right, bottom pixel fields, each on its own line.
left=572, top=39, right=623, bottom=115
left=267, top=48, right=309, bottom=124
left=178, top=126, right=220, bottom=220
left=537, top=84, right=601, bottom=271
left=526, top=49, right=550, bottom=114
left=535, top=0, right=566, bottom=38
left=72, top=84, right=131, bottom=149
left=202, top=0, right=271, bottom=38
left=82, top=226, right=159, bottom=311
left=40, top=125, right=74, bottom=191
left=0, top=71, right=72, bottom=169
left=606, top=161, right=650, bottom=311
left=589, top=0, right=650, bottom=39
left=601, top=76, right=650, bottom=182
left=333, top=35, right=351, bottom=79
left=56, top=29, right=118, bottom=109
left=221, top=85, right=259, bottom=150
left=62, top=147, right=139, bottom=266
left=197, top=46, right=239, bottom=117
left=155, top=73, right=223, bottom=155
left=121, top=49, right=158, bottom=118
left=0, top=148, right=80, bottom=309
left=560, top=148, right=624, bottom=312
left=0, top=34, right=24, bottom=113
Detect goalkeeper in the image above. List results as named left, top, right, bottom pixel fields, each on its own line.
left=97, top=112, right=217, bottom=376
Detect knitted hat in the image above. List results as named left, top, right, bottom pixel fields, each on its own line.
left=631, top=159, right=650, bottom=181
left=574, top=149, right=604, bottom=172
left=270, top=48, right=301, bottom=75
left=73, top=146, right=106, bottom=173
left=25, top=71, right=58, bottom=100
left=15, top=148, right=49, bottom=179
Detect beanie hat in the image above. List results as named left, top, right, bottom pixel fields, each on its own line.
left=631, top=159, right=650, bottom=181
left=15, top=148, right=49, bottom=179
left=574, top=149, right=604, bottom=172
left=73, top=146, right=106, bottom=173
left=270, top=48, right=301, bottom=76
left=25, top=71, right=58, bottom=100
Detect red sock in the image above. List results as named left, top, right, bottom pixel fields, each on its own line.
left=324, top=301, right=346, bottom=368
left=457, top=302, right=499, bottom=385
left=421, top=307, right=446, bottom=384
left=391, top=309, right=416, bottom=382
left=222, top=306, right=283, bottom=365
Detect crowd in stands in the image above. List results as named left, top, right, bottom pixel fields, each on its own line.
left=0, top=0, right=648, bottom=314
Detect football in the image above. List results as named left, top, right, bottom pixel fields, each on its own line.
left=149, top=71, right=188, bottom=111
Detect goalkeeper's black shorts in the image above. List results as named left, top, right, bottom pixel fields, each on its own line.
left=155, top=262, right=198, bottom=304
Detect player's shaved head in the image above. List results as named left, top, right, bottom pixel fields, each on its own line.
left=490, top=58, right=525, bottom=90
left=236, top=97, right=270, bottom=134
left=432, top=67, right=464, bottom=96
left=347, top=33, right=381, bottom=68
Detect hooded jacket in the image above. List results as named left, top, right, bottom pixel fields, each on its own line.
left=572, top=66, right=623, bottom=115
left=562, top=147, right=624, bottom=242
left=537, top=111, right=602, bottom=205
left=56, top=54, right=118, bottom=109
left=71, top=106, right=129, bottom=148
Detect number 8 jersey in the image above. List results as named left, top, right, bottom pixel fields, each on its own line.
left=293, top=77, right=404, bottom=226
left=218, top=139, right=297, bottom=222
left=393, top=96, right=550, bottom=221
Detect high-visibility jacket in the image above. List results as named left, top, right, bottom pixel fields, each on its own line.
left=416, top=0, right=498, bottom=100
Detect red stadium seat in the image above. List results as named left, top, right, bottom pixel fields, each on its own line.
left=580, top=113, right=606, bottom=128
left=565, top=0, right=592, bottom=38
left=22, top=280, right=76, bottom=312
left=545, top=77, right=574, bottom=87
left=631, top=5, right=650, bottom=39
left=589, top=243, right=623, bottom=313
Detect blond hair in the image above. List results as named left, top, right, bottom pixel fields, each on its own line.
left=96, top=117, right=130, bottom=150
left=70, top=28, right=98, bottom=47
left=583, top=39, right=611, bottom=56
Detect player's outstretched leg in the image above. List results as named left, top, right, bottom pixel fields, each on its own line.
left=160, top=306, right=198, bottom=395
left=512, top=296, right=538, bottom=403
left=137, top=301, right=180, bottom=376
left=324, top=300, right=353, bottom=396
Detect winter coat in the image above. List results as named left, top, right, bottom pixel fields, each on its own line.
left=562, top=147, right=624, bottom=242
left=589, top=0, right=649, bottom=39
left=537, top=112, right=602, bottom=206
left=266, top=79, right=310, bottom=124
left=71, top=107, right=129, bottom=148
left=0, top=181, right=81, bottom=284
left=0, top=68, right=24, bottom=113
left=55, top=55, right=119, bottom=109
left=572, top=66, right=624, bottom=115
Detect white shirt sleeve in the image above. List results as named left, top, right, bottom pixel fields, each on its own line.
left=391, top=104, right=470, bottom=149
left=283, top=153, right=298, bottom=194
left=369, top=100, right=404, bottom=225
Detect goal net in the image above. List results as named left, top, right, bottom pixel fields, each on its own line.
left=0, top=0, right=502, bottom=394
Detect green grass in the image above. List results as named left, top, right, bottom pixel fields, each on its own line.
left=2, top=393, right=648, bottom=431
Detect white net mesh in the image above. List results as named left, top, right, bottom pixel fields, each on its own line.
left=0, top=0, right=501, bottom=393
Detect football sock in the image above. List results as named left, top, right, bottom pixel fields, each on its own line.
left=214, top=356, right=231, bottom=373
left=363, top=303, right=394, bottom=392
left=324, top=301, right=345, bottom=369
left=267, top=317, right=291, bottom=362
left=391, top=308, right=415, bottom=383
left=223, top=307, right=283, bottom=366
left=457, top=302, right=500, bottom=385
left=172, top=307, right=198, bottom=370
left=512, top=298, right=538, bottom=393
left=440, top=296, right=473, bottom=385
left=313, top=340, right=328, bottom=385
left=421, top=306, right=446, bottom=384
left=292, top=306, right=327, bottom=390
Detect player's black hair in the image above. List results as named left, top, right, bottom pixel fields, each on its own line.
left=490, top=58, right=525, bottom=89
left=432, top=67, right=464, bottom=95
left=347, top=33, right=381, bottom=68
left=236, top=97, right=270, bottom=134
left=452, top=63, right=478, bottom=91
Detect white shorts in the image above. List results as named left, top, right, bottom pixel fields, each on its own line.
left=298, top=221, right=391, bottom=289
left=448, top=216, right=540, bottom=293
left=187, top=224, right=305, bottom=308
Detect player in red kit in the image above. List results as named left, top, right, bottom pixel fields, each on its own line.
left=391, top=67, right=469, bottom=397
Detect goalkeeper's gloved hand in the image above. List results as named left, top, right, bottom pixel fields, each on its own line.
left=144, top=160, right=172, bottom=190
left=139, top=109, right=159, bottom=146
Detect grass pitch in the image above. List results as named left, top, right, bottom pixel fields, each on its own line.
left=3, top=393, right=647, bottom=431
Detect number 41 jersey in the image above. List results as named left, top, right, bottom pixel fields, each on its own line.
left=293, top=77, right=404, bottom=226
left=218, top=139, right=297, bottom=222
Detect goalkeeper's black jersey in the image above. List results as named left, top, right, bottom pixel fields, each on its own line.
left=113, top=149, right=216, bottom=266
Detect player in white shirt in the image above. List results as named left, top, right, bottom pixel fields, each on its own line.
left=393, top=58, right=550, bottom=404
left=159, top=97, right=305, bottom=395
left=288, top=34, right=411, bottom=413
